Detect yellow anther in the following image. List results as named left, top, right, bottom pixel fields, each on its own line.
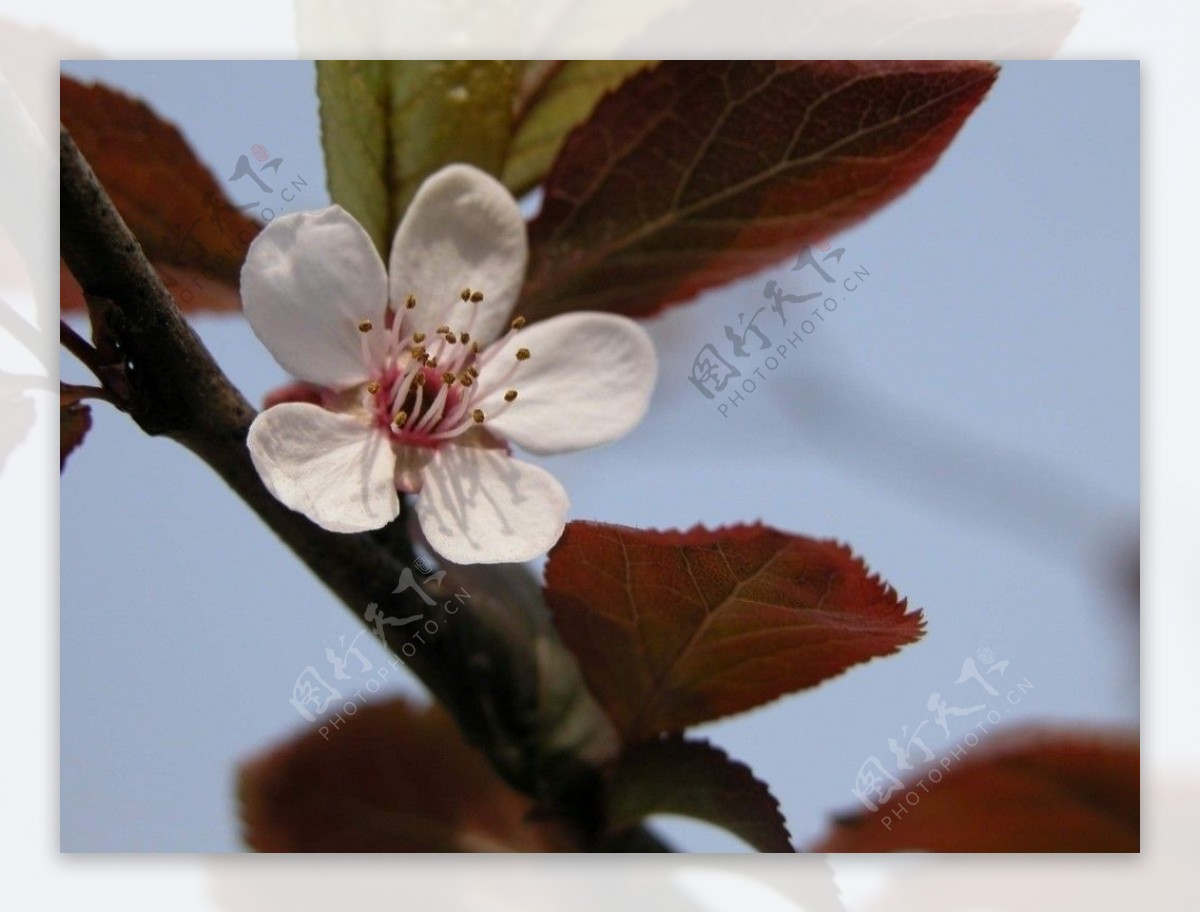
left=467, top=366, right=479, bottom=378
left=516, top=348, right=531, bottom=361
left=412, top=331, right=426, bottom=343
left=413, top=372, right=427, bottom=388
left=436, top=325, right=450, bottom=334
left=405, top=294, right=417, bottom=309
left=460, top=288, right=472, bottom=301
left=444, top=331, right=457, bottom=344
left=472, top=409, right=485, bottom=423
left=458, top=373, right=474, bottom=388
left=442, top=372, right=456, bottom=386
left=471, top=341, right=481, bottom=354
left=470, top=290, right=484, bottom=303
left=510, top=315, right=526, bottom=330
left=427, top=357, right=439, bottom=368
left=357, top=319, right=373, bottom=333
left=393, top=410, right=408, bottom=426
left=504, top=389, right=518, bottom=402
left=366, top=380, right=381, bottom=395
left=460, top=332, right=471, bottom=344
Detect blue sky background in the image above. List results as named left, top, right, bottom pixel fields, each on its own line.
left=60, top=60, right=1139, bottom=852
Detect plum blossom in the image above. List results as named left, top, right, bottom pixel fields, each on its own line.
left=242, top=165, right=656, bottom=564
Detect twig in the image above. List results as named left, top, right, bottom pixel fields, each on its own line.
left=59, top=319, right=102, bottom=375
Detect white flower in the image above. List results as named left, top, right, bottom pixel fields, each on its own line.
left=242, top=165, right=657, bottom=564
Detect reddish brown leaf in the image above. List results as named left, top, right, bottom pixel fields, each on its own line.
left=606, top=736, right=793, bottom=852
left=812, top=727, right=1139, bottom=852
left=521, top=60, right=998, bottom=320
left=544, top=521, right=924, bottom=740
left=60, top=76, right=261, bottom=313
left=60, top=385, right=92, bottom=471
left=239, top=697, right=580, bottom=852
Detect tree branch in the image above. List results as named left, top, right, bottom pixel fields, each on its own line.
left=59, top=126, right=668, bottom=852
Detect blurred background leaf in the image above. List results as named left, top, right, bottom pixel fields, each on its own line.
left=811, top=727, right=1139, bottom=852
left=239, top=697, right=582, bottom=852
left=59, top=75, right=260, bottom=314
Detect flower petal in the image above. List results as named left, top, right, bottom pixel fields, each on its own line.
left=242, top=205, right=389, bottom=389
left=415, top=444, right=568, bottom=564
left=248, top=403, right=399, bottom=533
left=388, top=165, right=527, bottom=347
left=475, top=312, right=657, bottom=455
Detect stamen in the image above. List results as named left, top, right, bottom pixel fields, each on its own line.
left=414, top=382, right=452, bottom=434
left=467, top=366, right=479, bottom=378
left=458, top=373, right=474, bottom=387
left=510, top=315, right=526, bottom=330
left=470, top=290, right=484, bottom=303
left=389, top=362, right=420, bottom=413
left=459, top=288, right=471, bottom=302
left=504, top=389, right=518, bottom=402
left=436, top=325, right=450, bottom=334
left=471, top=341, right=481, bottom=355
left=516, top=348, right=531, bottom=361
left=393, top=410, right=408, bottom=426
left=427, top=418, right=478, bottom=440
left=441, top=372, right=457, bottom=386
left=405, top=383, right=425, bottom=430
left=405, top=295, right=417, bottom=309
left=444, top=331, right=457, bottom=344
left=357, top=319, right=373, bottom=333
left=412, top=332, right=426, bottom=343
left=460, top=332, right=470, bottom=344
left=472, top=409, right=485, bottom=423
left=366, top=380, right=381, bottom=395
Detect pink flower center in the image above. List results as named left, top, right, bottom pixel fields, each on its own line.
left=354, top=288, right=529, bottom=450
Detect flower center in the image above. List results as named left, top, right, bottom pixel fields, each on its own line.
left=356, top=288, right=525, bottom=448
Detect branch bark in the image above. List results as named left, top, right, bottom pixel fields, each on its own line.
left=59, top=127, right=666, bottom=851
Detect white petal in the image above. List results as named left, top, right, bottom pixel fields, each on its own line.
left=389, top=165, right=527, bottom=347
left=248, top=403, right=399, bottom=533
left=476, top=312, right=657, bottom=455
left=415, top=444, right=568, bottom=564
left=242, top=205, right=389, bottom=389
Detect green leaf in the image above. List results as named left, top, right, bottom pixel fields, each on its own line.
left=316, top=61, right=519, bottom=257
left=605, top=736, right=793, bottom=853
left=502, top=61, right=652, bottom=196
